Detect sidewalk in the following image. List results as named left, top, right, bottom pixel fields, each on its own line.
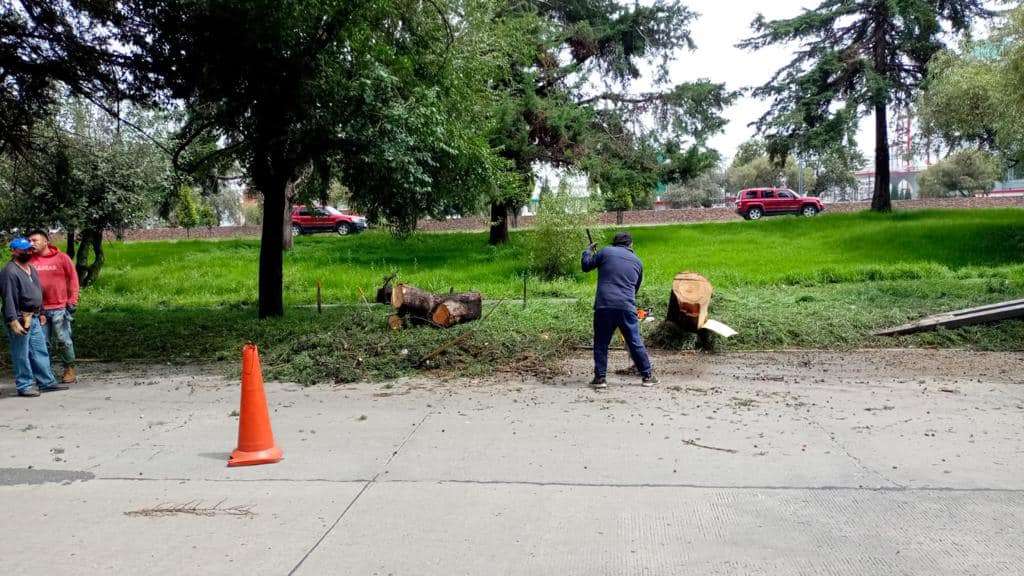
left=1, top=350, right=1022, bottom=575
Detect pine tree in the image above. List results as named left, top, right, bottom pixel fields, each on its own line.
left=739, top=0, right=990, bottom=211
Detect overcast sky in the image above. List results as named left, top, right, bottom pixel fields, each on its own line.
left=671, top=1, right=874, bottom=162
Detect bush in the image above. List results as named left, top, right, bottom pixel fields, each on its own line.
left=241, top=203, right=263, bottom=226
left=529, top=185, right=594, bottom=279
left=172, top=184, right=201, bottom=236
left=198, top=203, right=218, bottom=228
left=918, top=149, right=1000, bottom=197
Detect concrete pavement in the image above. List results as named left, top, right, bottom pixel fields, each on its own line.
left=1, top=350, right=1022, bottom=575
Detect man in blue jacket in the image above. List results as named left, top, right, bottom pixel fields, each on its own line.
left=582, top=231, right=657, bottom=389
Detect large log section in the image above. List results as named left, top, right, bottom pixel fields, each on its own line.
left=389, top=283, right=482, bottom=328
left=666, top=272, right=712, bottom=331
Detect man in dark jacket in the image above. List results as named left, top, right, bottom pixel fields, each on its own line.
left=581, top=231, right=657, bottom=389
left=1, top=237, right=63, bottom=397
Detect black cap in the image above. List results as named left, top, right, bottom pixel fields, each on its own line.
left=612, top=231, right=633, bottom=246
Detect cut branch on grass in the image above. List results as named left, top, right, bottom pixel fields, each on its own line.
left=416, top=299, right=506, bottom=366
left=418, top=329, right=477, bottom=367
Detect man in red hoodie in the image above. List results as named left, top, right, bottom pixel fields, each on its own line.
left=28, top=230, right=79, bottom=384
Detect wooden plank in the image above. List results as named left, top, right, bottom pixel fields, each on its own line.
left=946, top=298, right=1024, bottom=317
left=874, top=300, right=1024, bottom=336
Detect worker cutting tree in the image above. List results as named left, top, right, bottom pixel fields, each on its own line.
left=581, top=230, right=657, bottom=389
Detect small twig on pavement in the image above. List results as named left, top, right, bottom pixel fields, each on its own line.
left=125, top=499, right=256, bottom=518
left=681, top=438, right=737, bottom=454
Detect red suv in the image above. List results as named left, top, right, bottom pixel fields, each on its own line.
left=291, top=205, right=368, bottom=236
left=732, top=188, right=824, bottom=220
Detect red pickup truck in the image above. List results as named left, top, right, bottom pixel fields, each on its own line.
left=731, top=188, right=824, bottom=220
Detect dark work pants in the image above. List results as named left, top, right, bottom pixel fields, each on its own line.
left=593, top=308, right=652, bottom=378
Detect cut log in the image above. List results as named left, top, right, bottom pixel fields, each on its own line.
left=387, top=314, right=404, bottom=331
left=667, top=272, right=712, bottom=330
left=375, top=274, right=396, bottom=304
left=432, top=292, right=483, bottom=327
left=391, top=284, right=440, bottom=320
left=390, top=283, right=483, bottom=328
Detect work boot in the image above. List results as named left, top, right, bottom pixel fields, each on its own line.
left=39, top=384, right=69, bottom=393
left=641, top=374, right=659, bottom=387
left=61, top=366, right=77, bottom=384
left=589, top=376, right=607, bottom=389
left=17, top=388, right=40, bottom=397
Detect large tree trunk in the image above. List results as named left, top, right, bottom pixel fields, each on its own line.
left=65, top=228, right=76, bottom=261
left=258, top=178, right=287, bottom=318
left=489, top=201, right=509, bottom=245
left=75, top=229, right=105, bottom=287
left=871, top=102, right=892, bottom=212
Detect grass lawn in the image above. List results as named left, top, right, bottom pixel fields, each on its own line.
left=6, top=208, right=1024, bottom=383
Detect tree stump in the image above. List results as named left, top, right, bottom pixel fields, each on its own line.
left=666, top=272, right=712, bottom=331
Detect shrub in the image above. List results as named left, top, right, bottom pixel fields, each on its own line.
left=529, top=184, right=594, bottom=279
left=918, top=149, right=1000, bottom=197
left=241, top=203, right=263, bottom=226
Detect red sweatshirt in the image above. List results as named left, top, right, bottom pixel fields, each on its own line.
left=29, top=245, right=80, bottom=309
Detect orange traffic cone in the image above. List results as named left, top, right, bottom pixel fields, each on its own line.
left=228, top=344, right=283, bottom=467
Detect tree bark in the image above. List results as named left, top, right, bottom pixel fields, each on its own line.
left=258, top=178, right=286, bottom=318
left=282, top=181, right=295, bottom=252
left=871, top=102, right=892, bottom=212
left=488, top=201, right=509, bottom=245
left=432, top=292, right=482, bottom=327
left=616, top=210, right=624, bottom=225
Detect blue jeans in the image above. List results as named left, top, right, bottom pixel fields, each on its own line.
left=42, top=308, right=75, bottom=368
left=593, top=308, right=652, bottom=378
left=6, top=315, right=56, bottom=391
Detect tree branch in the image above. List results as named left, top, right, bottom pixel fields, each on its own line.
left=577, top=92, right=665, bottom=106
